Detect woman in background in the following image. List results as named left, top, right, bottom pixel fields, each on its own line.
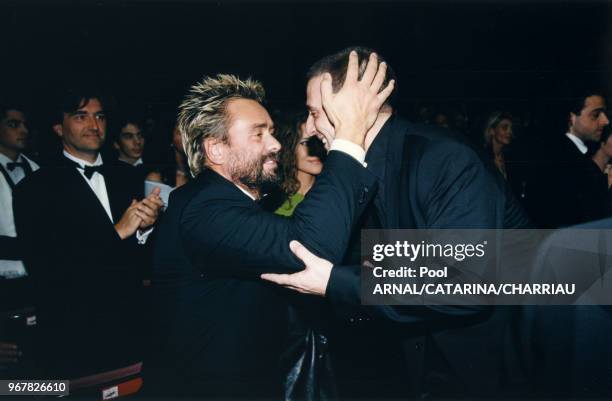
left=483, top=111, right=514, bottom=179
left=272, top=112, right=332, bottom=401
left=275, top=112, right=325, bottom=216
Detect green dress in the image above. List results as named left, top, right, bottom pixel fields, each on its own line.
left=274, top=193, right=305, bottom=217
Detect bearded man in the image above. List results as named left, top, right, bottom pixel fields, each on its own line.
left=147, top=56, right=393, bottom=399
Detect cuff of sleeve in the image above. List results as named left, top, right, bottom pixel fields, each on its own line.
left=136, top=227, right=154, bottom=245
left=330, top=139, right=367, bottom=166
left=326, top=264, right=362, bottom=306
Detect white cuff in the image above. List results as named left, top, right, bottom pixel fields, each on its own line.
left=330, top=139, right=367, bottom=167
left=136, top=227, right=154, bottom=245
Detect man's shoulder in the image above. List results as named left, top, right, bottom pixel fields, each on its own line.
left=390, top=116, right=476, bottom=153
left=170, top=170, right=251, bottom=212
left=394, top=118, right=481, bottom=164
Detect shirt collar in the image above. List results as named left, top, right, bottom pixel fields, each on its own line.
left=63, top=150, right=103, bottom=167
left=566, top=133, right=588, bottom=154
left=0, top=152, right=23, bottom=168
left=234, top=184, right=257, bottom=201
left=118, top=157, right=143, bottom=166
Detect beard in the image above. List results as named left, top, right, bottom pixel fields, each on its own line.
left=227, top=148, right=280, bottom=190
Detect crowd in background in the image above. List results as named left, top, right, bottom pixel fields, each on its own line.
left=2, top=77, right=612, bottom=399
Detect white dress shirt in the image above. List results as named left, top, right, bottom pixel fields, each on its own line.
left=63, top=150, right=114, bottom=221
left=0, top=152, right=39, bottom=278
left=566, top=133, right=588, bottom=155
left=63, top=151, right=152, bottom=243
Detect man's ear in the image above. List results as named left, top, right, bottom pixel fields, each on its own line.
left=203, top=137, right=226, bottom=165
left=113, top=141, right=120, bottom=150
left=52, top=123, right=63, bottom=138
left=569, top=112, right=577, bottom=130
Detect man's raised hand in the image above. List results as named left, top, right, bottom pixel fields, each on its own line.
left=321, top=51, right=395, bottom=148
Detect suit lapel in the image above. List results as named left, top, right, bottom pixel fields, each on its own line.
left=103, top=165, right=126, bottom=223
left=59, top=158, right=116, bottom=224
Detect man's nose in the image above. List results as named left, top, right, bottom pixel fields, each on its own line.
left=87, top=115, right=100, bottom=131
left=601, top=113, right=610, bottom=126
left=267, top=135, right=281, bottom=153
left=305, top=114, right=316, bottom=137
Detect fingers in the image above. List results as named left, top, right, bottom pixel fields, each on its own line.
left=137, top=203, right=157, bottom=219
left=345, top=50, right=359, bottom=84
left=289, top=240, right=318, bottom=266
left=360, top=52, right=379, bottom=86
left=260, top=273, right=308, bottom=294
left=135, top=210, right=154, bottom=226
left=141, top=197, right=164, bottom=212
left=370, top=61, right=387, bottom=93
left=149, top=187, right=161, bottom=197
left=376, top=79, right=395, bottom=105
left=260, top=273, right=291, bottom=286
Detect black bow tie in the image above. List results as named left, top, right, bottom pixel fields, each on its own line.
left=6, top=161, right=27, bottom=172
left=72, top=162, right=104, bottom=179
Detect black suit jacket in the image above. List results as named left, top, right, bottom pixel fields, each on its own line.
left=325, top=115, right=532, bottom=397
left=528, top=135, right=608, bottom=228
left=13, top=156, right=147, bottom=379
left=147, top=151, right=376, bottom=398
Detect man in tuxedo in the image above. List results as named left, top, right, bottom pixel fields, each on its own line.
left=263, top=47, right=531, bottom=398
left=148, top=56, right=393, bottom=398
left=528, top=92, right=610, bottom=228
left=0, top=103, right=39, bottom=372
left=13, top=89, right=164, bottom=379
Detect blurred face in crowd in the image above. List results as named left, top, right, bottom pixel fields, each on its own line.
left=296, top=122, right=323, bottom=176
left=490, top=118, right=513, bottom=146
left=0, top=110, right=29, bottom=160
left=53, top=98, right=106, bottom=161
left=172, top=124, right=184, bottom=153
left=570, top=95, right=609, bottom=142
left=114, top=123, right=145, bottom=163
left=306, top=74, right=336, bottom=148
left=218, top=98, right=280, bottom=189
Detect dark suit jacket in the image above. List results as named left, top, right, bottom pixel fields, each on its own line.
left=325, top=115, right=532, bottom=398
left=13, top=156, right=147, bottom=379
left=528, top=134, right=608, bottom=228
left=147, top=151, right=376, bottom=398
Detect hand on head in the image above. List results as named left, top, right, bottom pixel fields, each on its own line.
left=321, top=51, right=395, bottom=148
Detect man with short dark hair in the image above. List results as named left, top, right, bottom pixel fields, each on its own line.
left=13, top=89, right=164, bottom=379
left=0, top=103, right=38, bottom=374
left=263, top=46, right=531, bottom=398
left=529, top=92, right=610, bottom=228
left=113, top=115, right=146, bottom=167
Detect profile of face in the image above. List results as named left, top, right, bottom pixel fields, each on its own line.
left=53, top=98, right=106, bottom=157
left=490, top=118, right=513, bottom=146
left=570, top=95, right=610, bottom=143
left=218, top=98, right=281, bottom=189
left=295, top=122, right=323, bottom=176
left=114, top=123, right=145, bottom=161
left=0, top=110, right=29, bottom=154
left=306, top=74, right=335, bottom=148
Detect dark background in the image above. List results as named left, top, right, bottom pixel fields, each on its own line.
left=2, top=0, right=612, bottom=148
